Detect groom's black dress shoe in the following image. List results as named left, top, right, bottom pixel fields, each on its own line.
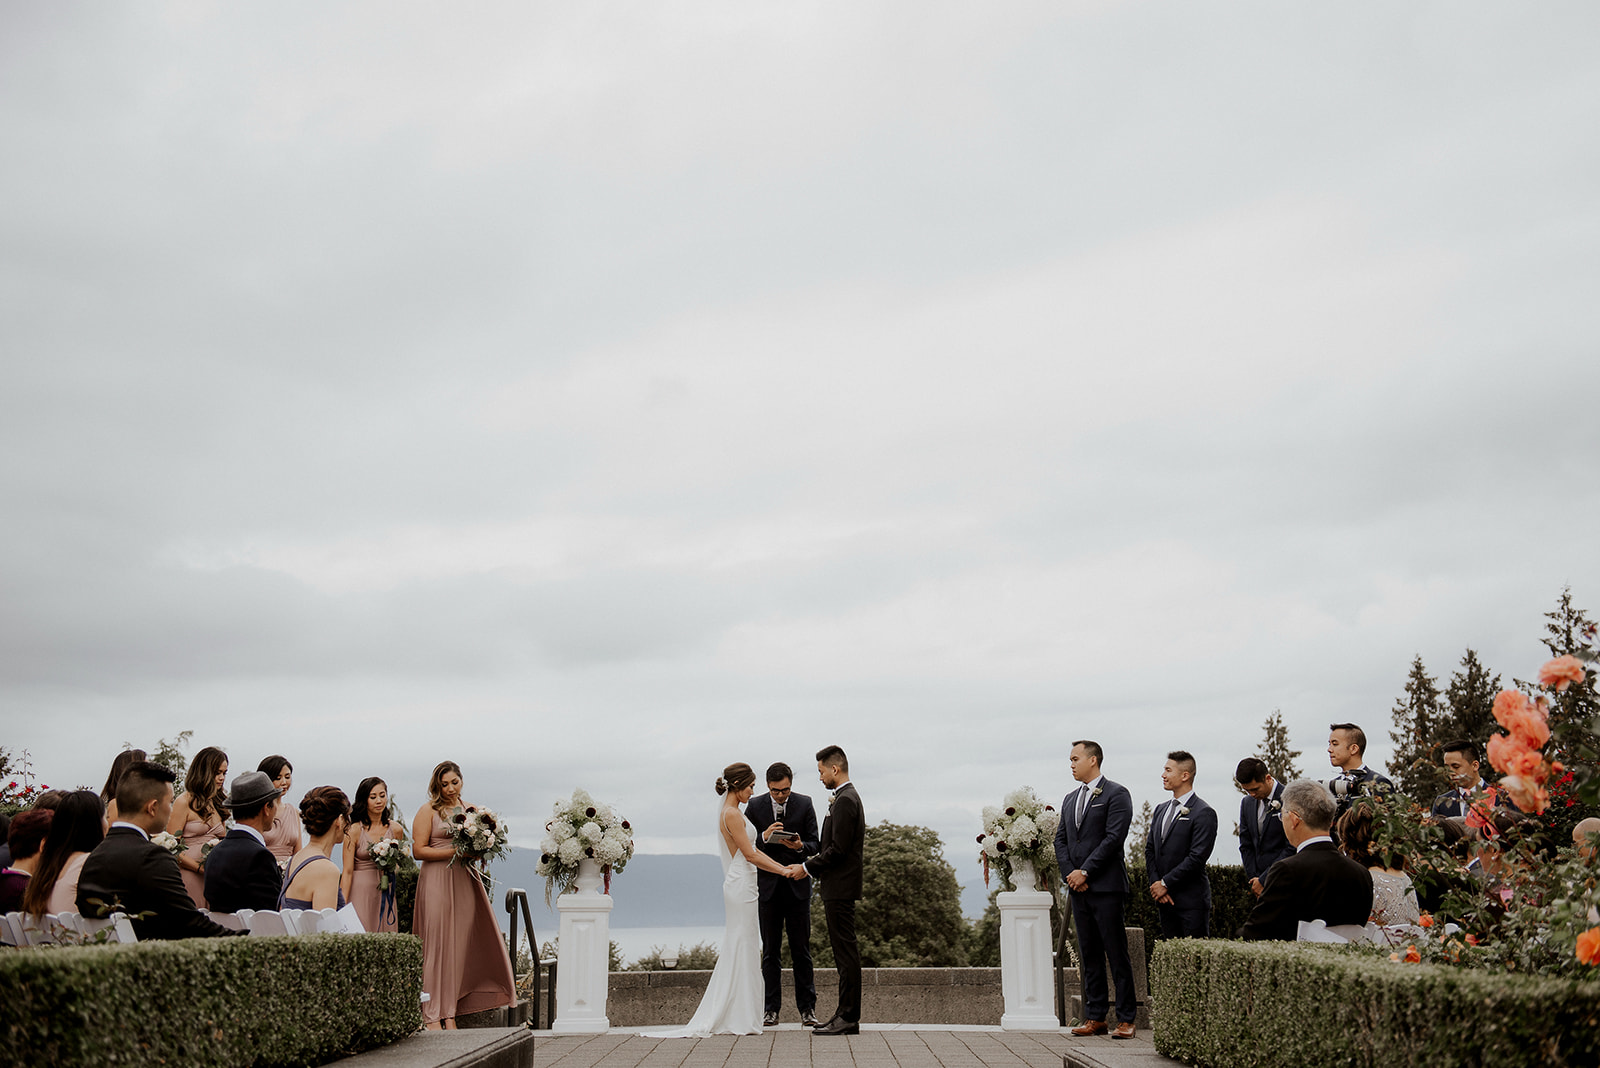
left=814, top=1018, right=859, bottom=1036
left=763, top=1012, right=779, bottom=1027
left=800, top=1011, right=821, bottom=1027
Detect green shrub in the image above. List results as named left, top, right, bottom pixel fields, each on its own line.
left=0, top=934, right=422, bottom=1067
left=1124, top=863, right=1257, bottom=963
left=396, top=866, right=417, bottom=935
left=1151, top=938, right=1600, bottom=1068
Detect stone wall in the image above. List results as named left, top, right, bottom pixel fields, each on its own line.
left=606, top=968, right=1009, bottom=1027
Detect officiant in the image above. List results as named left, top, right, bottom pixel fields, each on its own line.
left=746, top=762, right=822, bottom=1028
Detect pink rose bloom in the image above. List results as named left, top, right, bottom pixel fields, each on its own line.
left=1492, top=689, right=1532, bottom=728
left=1500, top=774, right=1550, bottom=815
left=1538, top=655, right=1586, bottom=692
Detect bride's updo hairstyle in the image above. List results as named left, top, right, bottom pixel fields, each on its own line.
left=716, top=763, right=756, bottom=796
left=299, top=786, right=351, bottom=838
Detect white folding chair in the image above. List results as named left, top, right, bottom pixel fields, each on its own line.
left=0, top=913, right=22, bottom=946
left=298, top=908, right=341, bottom=934
left=209, top=912, right=247, bottom=932
left=11, top=912, right=57, bottom=946
left=246, top=910, right=291, bottom=936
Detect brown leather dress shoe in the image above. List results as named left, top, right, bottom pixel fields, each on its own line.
left=1069, top=1021, right=1108, bottom=1036
left=1111, top=1022, right=1136, bottom=1040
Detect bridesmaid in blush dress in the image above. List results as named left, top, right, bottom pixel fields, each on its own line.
left=342, top=776, right=405, bottom=933
left=166, top=746, right=228, bottom=908
left=257, top=756, right=303, bottom=865
left=411, top=761, right=516, bottom=1030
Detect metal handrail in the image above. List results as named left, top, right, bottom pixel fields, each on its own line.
left=1053, top=888, right=1077, bottom=1025
left=504, top=887, right=553, bottom=1028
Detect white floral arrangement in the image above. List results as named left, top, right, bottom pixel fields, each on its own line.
left=445, top=805, right=511, bottom=868
left=151, top=830, right=186, bottom=860
left=977, top=786, right=1061, bottom=891
left=536, top=788, right=634, bottom=903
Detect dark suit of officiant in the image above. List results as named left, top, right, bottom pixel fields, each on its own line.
left=203, top=828, right=283, bottom=914
left=803, top=783, right=865, bottom=1025
left=1053, top=778, right=1136, bottom=1026
left=1144, top=794, right=1217, bottom=937
left=1238, top=781, right=1294, bottom=886
left=747, top=790, right=821, bottom=1017
left=1237, top=840, right=1374, bottom=941
left=77, top=826, right=242, bottom=941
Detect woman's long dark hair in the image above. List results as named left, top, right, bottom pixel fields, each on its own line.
left=257, top=755, right=292, bottom=781
left=22, top=790, right=105, bottom=916
left=184, top=747, right=228, bottom=822
left=101, top=749, right=147, bottom=805
left=353, top=777, right=391, bottom=829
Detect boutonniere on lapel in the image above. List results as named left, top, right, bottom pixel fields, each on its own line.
left=1268, top=799, right=1282, bottom=818
left=829, top=795, right=836, bottom=809
left=1091, top=787, right=1103, bottom=799
left=1177, top=806, right=1191, bottom=819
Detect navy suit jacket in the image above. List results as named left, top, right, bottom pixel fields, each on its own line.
left=203, top=828, right=283, bottom=914
left=747, top=792, right=820, bottom=903
left=1144, top=794, right=1217, bottom=908
left=1238, top=782, right=1294, bottom=882
left=1053, top=778, right=1132, bottom=896
left=1429, top=780, right=1502, bottom=820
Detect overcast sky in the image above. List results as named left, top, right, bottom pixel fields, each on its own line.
left=3, top=3, right=1598, bottom=899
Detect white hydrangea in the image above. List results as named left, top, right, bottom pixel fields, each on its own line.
left=580, top=821, right=603, bottom=842
left=557, top=838, right=584, bottom=865
left=981, top=806, right=1002, bottom=834
left=551, top=820, right=575, bottom=842
left=1037, top=810, right=1060, bottom=837
left=540, top=836, right=558, bottom=855
left=1010, top=815, right=1038, bottom=842
left=981, top=837, right=1002, bottom=858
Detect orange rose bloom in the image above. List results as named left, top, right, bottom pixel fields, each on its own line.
left=1500, top=775, right=1550, bottom=815
left=1577, top=927, right=1600, bottom=966
left=1418, top=913, right=1434, bottom=928
left=1492, top=688, right=1532, bottom=727
left=1404, top=945, right=1421, bottom=963
left=1539, top=655, right=1587, bottom=692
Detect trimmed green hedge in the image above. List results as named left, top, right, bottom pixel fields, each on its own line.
left=0, top=934, right=422, bottom=1067
left=1151, top=939, right=1600, bottom=1068
left=1123, top=863, right=1256, bottom=963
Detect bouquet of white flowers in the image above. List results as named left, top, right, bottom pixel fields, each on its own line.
left=445, top=805, right=510, bottom=866
left=977, top=786, right=1061, bottom=891
left=368, top=836, right=404, bottom=924
left=151, top=831, right=186, bottom=860
left=536, top=788, right=634, bottom=903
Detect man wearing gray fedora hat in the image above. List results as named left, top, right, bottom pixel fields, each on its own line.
left=204, top=770, right=286, bottom=914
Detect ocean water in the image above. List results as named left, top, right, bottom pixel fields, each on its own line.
left=610, top=925, right=724, bottom=966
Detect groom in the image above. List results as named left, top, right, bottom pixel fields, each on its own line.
left=796, top=744, right=864, bottom=1036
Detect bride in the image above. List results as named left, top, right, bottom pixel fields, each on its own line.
left=646, top=763, right=801, bottom=1037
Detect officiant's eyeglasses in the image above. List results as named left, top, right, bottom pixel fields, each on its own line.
left=768, top=786, right=792, bottom=797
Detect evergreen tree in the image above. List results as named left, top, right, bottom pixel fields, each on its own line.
left=1255, top=711, right=1303, bottom=782
left=1127, top=800, right=1154, bottom=863
left=1538, top=587, right=1600, bottom=736
left=810, top=821, right=970, bottom=967
left=1441, top=648, right=1501, bottom=753
left=1388, top=656, right=1447, bottom=800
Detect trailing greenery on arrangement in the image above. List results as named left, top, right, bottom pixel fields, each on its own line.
left=0, top=934, right=423, bottom=1068
left=1151, top=939, right=1600, bottom=1068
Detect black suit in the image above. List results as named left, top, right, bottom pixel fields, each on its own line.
left=1238, top=782, right=1294, bottom=885
left=804, top=783, right=865, bottom=1024
left=747, top=791, right=820, bottom=1016
left=1237, top=840, right=1374, bottom=941
left=203, top=828, right=282, bottom=914
left=77, top=826, right=242, bottom=940
left=1144, top=794, right=1217, bottom=937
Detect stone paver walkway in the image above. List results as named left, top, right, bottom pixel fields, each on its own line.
left=532, top=1025, right=1177, bottom=1068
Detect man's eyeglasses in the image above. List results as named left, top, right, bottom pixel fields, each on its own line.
left=768, top=786, right=792, bottom=797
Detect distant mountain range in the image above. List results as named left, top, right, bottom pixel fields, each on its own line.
left=485, top=849, right=989, bottom=934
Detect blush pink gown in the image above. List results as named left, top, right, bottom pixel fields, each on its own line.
left=181, top=815, right=226, bottom=908
left=413, top=811, right=516, bottom=1024
left=351, top=823, right=404, bottom=934
left=262, top=806, right=303, bottom=864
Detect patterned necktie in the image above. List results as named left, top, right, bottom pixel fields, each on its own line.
left=1075, top=786, right=1089, bottom=827
left=1257, top=798, right=1268, bottom=834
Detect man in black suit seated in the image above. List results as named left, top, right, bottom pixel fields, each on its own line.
left=1053, top=739, right=1139, bottom=1040
left=797, top=744, right=865, bottom=1036
left=77, top=760, right=242, bottom=940
left=747, top=761, right=821, bottom=1028
left=1145, top=750, right=1218, bottom=937
left=1236, top=757, right=1294, bottom=899
left=1238, top=779, right=1373, bottom=941
left=204, top=771, right=285, bottom=914
left=1326, top=723, right=1394, bottom=817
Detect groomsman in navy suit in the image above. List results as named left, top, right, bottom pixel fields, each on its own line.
left=1052, top=740, right=1138, bottom=1041
left=746, top=761, right=821, bottom=1028
left=1429, top=741, right=1495, bottom=819
left=1235, top=757, right=1294, bottom=898
left=1144, top=751, right=1217, bottom=937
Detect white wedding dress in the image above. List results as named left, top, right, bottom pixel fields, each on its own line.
left=645, top=805, right=763, bottom=1037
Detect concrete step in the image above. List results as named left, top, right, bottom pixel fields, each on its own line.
left=329, top=1027, right=533, bottom=1068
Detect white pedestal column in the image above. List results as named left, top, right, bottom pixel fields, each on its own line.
left=998, top=876, right=1058, bottom=1031
left=552, top=861, right=613, bottom=1033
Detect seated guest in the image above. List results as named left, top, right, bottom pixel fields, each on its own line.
left=1236, top=757, right=1294, bottom=898
left=22, top=790, right=105, bottom=916
left=0, top=810, right=54, bottom=912
left=76, top=760, right=242, bottom=940
left=1334, top=804, right=1419, bottom=925
left=100, top=748, right=147, bottom=825
left=1572, top=818, right=1600, bottom=862
left=1326, top=723, right=1394, bottom=817
left=1238, top=779, right=1373, bottom=941
left=1145, top=750, right=1218, bottom=936
left=203, top=771, right=285, bottom=914
left=280, top=787, right=351, bottom=911
left=257, top=755, right=302, bottom=864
